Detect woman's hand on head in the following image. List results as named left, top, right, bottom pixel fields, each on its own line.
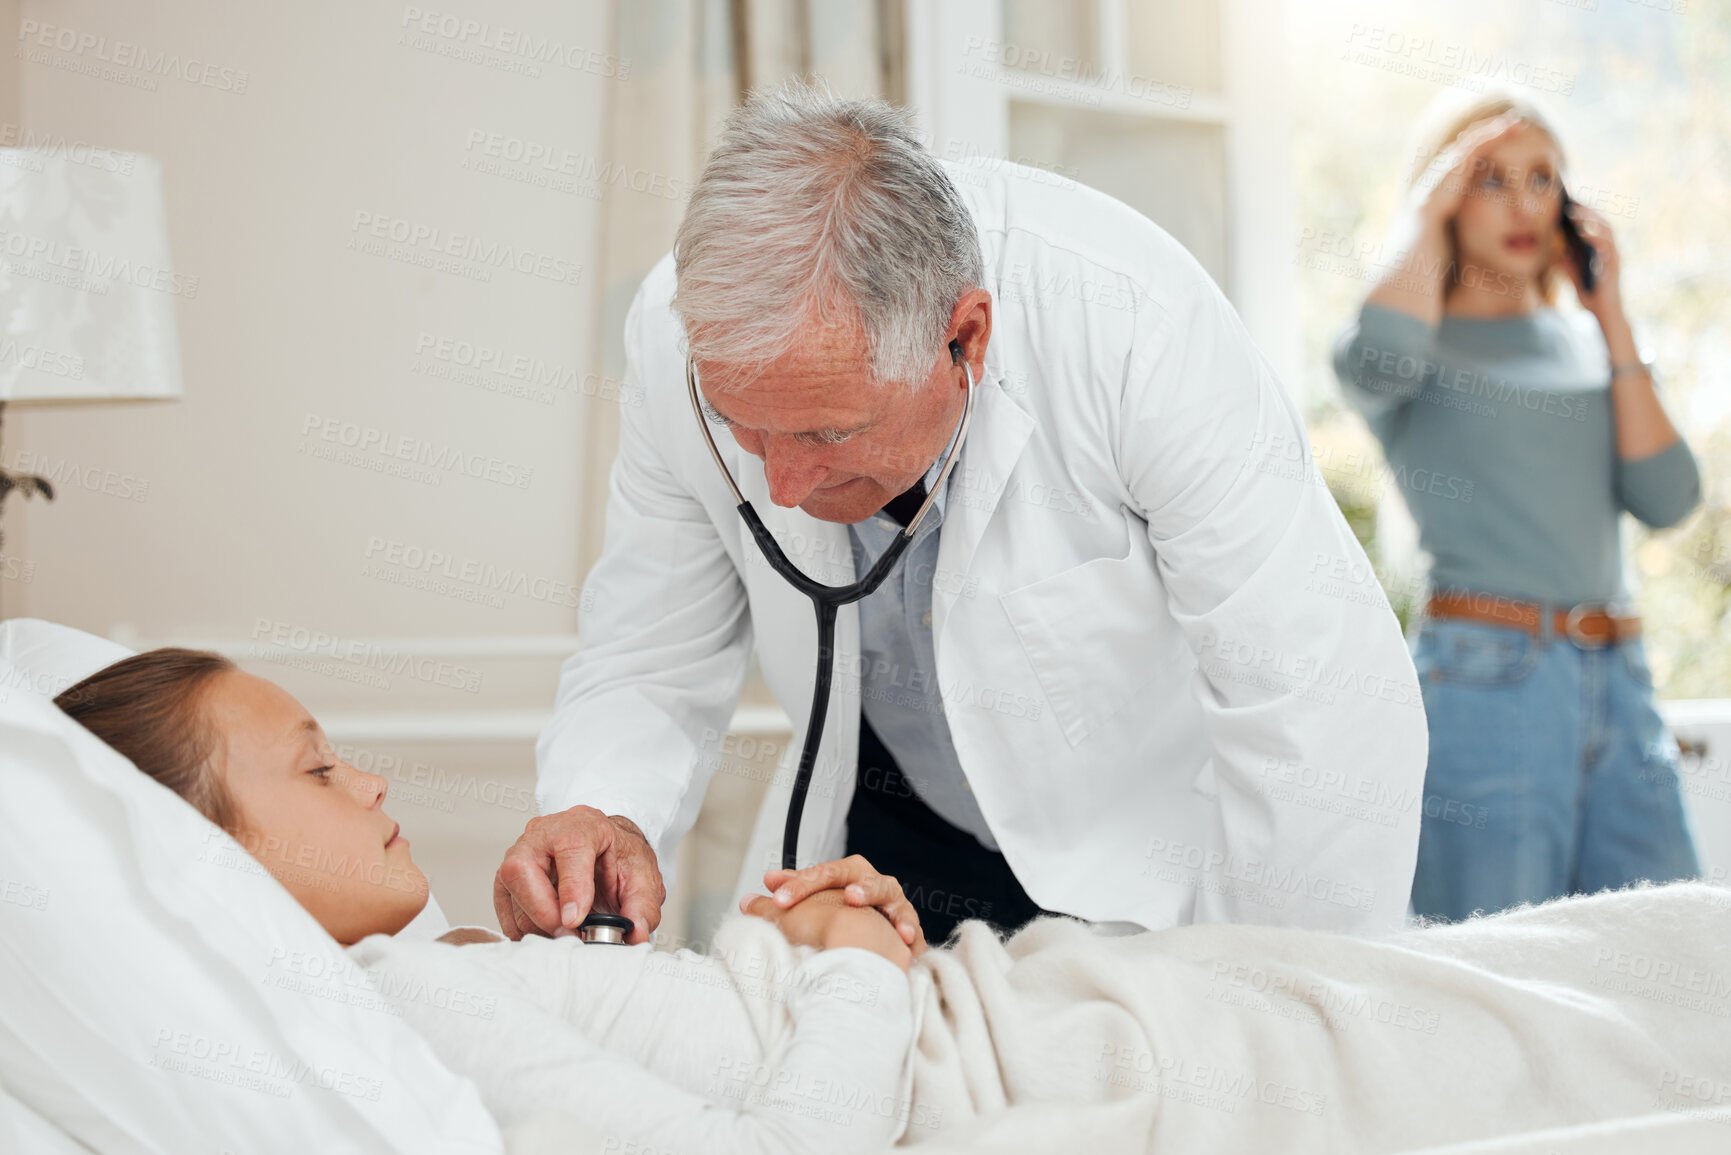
left=742, top=888, right=913, bottom=972
left=744, top=854, right=928, bottom=957
left=1410, top=112, right=1526, bottom=233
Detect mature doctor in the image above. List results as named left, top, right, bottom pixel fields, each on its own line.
left=495, top=85, right=1427, bottom=946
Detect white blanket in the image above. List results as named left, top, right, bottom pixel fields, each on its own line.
left=885, top=881, right=1731, bottom=1153
left=368, top=882, right=1731, bottom=1154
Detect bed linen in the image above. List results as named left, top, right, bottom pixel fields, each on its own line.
left=356, top=880, right=1730, bottom=1154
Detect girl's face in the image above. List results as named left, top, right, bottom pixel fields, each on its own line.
left=1449, top=121, right=1565, bottom=297
left=201, top=670, right=427, bottom=943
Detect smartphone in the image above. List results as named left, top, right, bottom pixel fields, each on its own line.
left=1558, top=187, right=1597, bottom=294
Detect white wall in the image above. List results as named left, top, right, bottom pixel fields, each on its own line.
left=8, top=0, right=611, bottom=640
left=3, top=0, right=620, bottom=923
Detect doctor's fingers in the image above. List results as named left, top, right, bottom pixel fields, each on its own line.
left=765, top=854, right=891, bottom=908
left=601, top=857, right=666, bottom=945
left=493, top=871, right=551, bottom=941
left=496, top=820, right=597, bottom=935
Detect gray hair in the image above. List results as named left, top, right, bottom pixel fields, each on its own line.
left=672, top=80, right=982, bottom=389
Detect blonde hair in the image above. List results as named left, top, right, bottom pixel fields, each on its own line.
left=1406, top=88, right=1570, bottom=305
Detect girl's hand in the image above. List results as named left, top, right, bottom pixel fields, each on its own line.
left=742, top=888, right=913, bottom=971
left=1558, top=198, right=1625, bottom=325
left=746, top=854, right=928, bottom=957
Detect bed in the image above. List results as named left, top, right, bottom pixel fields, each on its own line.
left=3, top=618, right=1727, bottom=1154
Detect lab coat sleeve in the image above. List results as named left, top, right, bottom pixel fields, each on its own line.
left=1120, top=283, right=1427, bottom=933
left=535, top=273, right=754, bottom=870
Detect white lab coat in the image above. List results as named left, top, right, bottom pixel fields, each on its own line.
left=539, top=158, right=1427, bottom=934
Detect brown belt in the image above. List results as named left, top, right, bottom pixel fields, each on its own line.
left=1426, top=591, right=1640, bottom=648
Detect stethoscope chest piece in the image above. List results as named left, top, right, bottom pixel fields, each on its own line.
left=576, top=912, right=634, bottom=944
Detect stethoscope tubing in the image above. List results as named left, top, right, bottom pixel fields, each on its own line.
left=686, top=354, right=978, bottom=869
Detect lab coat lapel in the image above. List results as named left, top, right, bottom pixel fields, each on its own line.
left=934, top=366, right=1036, bottom=626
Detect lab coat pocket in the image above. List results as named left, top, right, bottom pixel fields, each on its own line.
left=999, top=516, right=1166, bottom=749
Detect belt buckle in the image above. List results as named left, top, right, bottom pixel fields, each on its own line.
left=1564, top=603, right=1608, bottom=649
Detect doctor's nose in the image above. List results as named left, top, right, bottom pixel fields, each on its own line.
left=760, top=438, right=832, bottom=508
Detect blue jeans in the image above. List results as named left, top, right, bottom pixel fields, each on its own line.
left=1410, top=617, right=1699, bottom=921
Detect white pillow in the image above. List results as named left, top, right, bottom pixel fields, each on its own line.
left=0, top=649, right=501, bottom=1152
left=0, top=618, right=452, bottom=940
left=0, top=617, right=133, bottom=702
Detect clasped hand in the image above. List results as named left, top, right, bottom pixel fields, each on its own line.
left=739, top=854, right=929, bottom=971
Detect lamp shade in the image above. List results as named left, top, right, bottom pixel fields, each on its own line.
left=0, top=149, right=184, bottom=403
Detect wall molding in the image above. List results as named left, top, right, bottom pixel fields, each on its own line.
left=132, top=630, right=793, bottom=743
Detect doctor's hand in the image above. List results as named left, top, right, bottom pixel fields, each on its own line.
left=493, top=806, right=665, bottom=944
left=742, top=854, right=928, bottom=957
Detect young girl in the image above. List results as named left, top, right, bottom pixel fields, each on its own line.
left=54, top=648, right=1731, bottom=1153
left=1333, top=91, right=1701, bottom=922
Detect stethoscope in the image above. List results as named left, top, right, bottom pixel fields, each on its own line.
left=686, top=342, right=978, bottom=870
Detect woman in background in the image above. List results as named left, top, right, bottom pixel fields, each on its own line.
left=1333, top=91, right=1701, bottom=922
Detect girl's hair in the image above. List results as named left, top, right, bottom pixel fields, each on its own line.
left=1407, top=88, right=1570, bottom=305
left=53, top=648, right=242, bottom=832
